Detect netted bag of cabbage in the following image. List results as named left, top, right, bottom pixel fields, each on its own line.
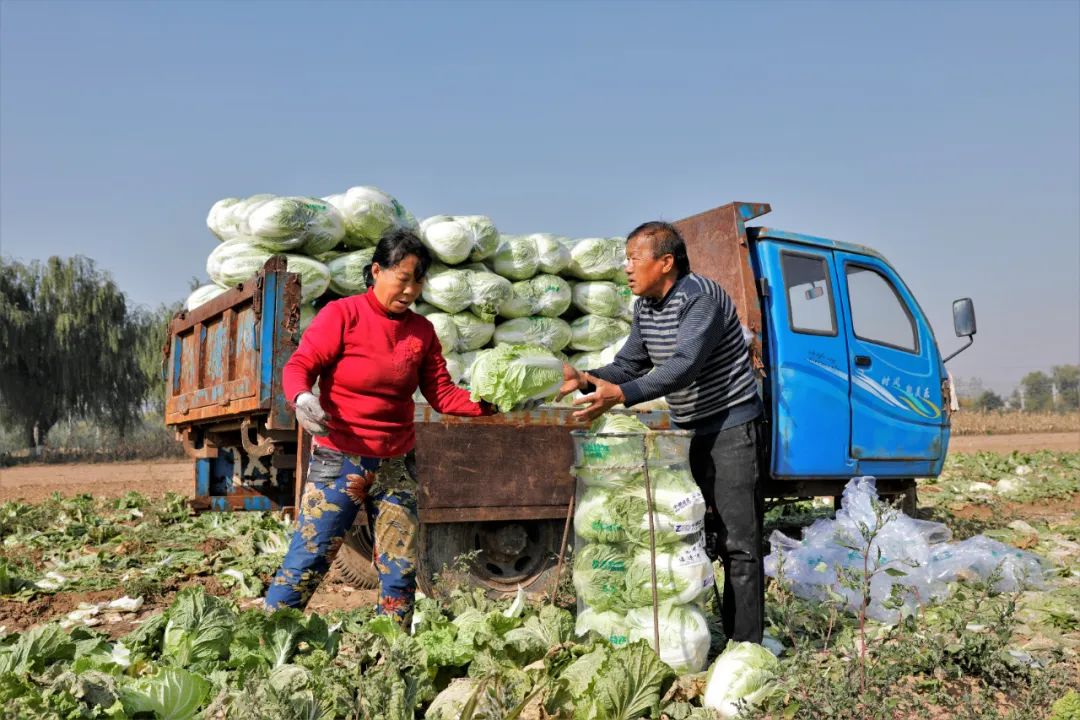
left=327, top=248, right=376, bottom=296
left=499, top=275, right=573, bottom=319
left=422, top=265, right=472, bottom=314
left=492, top=234, right=540, bottom=280
left=574, top=473, right=705, bottom=548
left=246, top=196, right=345, bottom=255
left=465, top=269, right=512, bottom=322
left=565, top=237, right=626, bottom=281
left=626, top=603, right=712, bottom=674
left=569, top=316, right=631, bottom=352
left=419, top=215, right=498, bottom=265
left=493, top=317, right=572, bottom=352
left=571, top=430, right=691, bottom=469
left=325, top=186, right=418, bottom=248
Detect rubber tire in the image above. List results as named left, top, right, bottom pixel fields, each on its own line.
left=417, top=520, right=565, bottom=599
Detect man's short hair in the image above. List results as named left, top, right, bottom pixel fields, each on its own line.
left=627, top=221, right=691, bottom=276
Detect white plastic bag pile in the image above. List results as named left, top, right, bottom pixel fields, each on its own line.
left=571, top=416, right=713, bottom=673
left=192, top=186, right=657, bottom=406
left=765, top=476, right=1048, bottom=622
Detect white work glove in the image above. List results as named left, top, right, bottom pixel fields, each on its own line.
left=294, top=392, right=330, bottom=435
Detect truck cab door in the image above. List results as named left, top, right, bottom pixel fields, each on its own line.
left=833, top=252, right=946, bottom=467
left=757, top=241, right=856, bottom=478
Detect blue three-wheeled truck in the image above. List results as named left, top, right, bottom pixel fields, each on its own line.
left=163, top=201, right=975, bottom=596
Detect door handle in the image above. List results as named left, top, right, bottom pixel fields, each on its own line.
left=854, top=355, right=872, bottom=368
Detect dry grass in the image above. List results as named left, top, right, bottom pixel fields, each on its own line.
left=952, top=410, right=1080, bottom=436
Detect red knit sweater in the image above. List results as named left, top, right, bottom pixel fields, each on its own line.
left=282, top=290, right=492, bottom=457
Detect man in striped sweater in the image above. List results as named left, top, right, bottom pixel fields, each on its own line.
left=558, top=220, right=765, bottom=644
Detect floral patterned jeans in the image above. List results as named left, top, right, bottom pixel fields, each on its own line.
left=264, top=444, right=420, bottom=625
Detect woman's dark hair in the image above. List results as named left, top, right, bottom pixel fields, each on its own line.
left=627, top=221, right=691, bottom=276
left=363, top=228, right=433, bottom=287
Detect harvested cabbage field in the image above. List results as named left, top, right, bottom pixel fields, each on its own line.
left=0, top=450, right=1077, bottom=719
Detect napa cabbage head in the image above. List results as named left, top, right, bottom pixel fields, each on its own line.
left=185, top=284, right=228, bottom=311
left=591, top=414, right=650, bottom=435
left=426, top=313, right=460, bottom=353
left=503, top=274, right=573, bottom=319
left=443, top=352, right=465, bottom=384
left=413, top=302, right=438, bottom=316
left=493, top=317, right=572, bottom=352
left=575, top=607, right=630, bottom=648
left=465, top=269, right=512, bottom=322
left=620, top=466, right=707, bottom=546
left=569, top=350, right=605, bottom=373
left=703, top=640, right=782, bottom=717
left=573, top=486, right=628, bottom=544
left=460, top=215, right=500, bottom=261
left=422, top=265, right=472, bottom=314
left=206, top=197, right=242, bottom=240
left=572, top=281, right=625, bottom=318
left=468, top=344, right=564, bottom=412
left=299, top=304, right=317, bottom=335
left=569, top=316, right=631, bottom=351
left=246, top=196, right=345, bottom=255
left=529, top=233, right=571, bottom=274
left=572, top=542, right=632, bottom=612
left=327, top=248, right=376, bottom=296
left=206, top=194, right=274, bottom=240
left=567, top=237, right=626, bottom=280
left=206, top=238, right=271, bottom=288
left=459, top=350, right=479, bottom=385
left=328, top=186, right=418, bottom=248
left=625, top=603, right=711, bottom=674
left=624, top=540, right=715, bottom=606
left=573, top=428, right=688, bottom=468
left=283, top=255, right=331, bottom=304
left=421, top=214, right=496, bottom=265
left=450, top=313, right=494, bottom=351
left=492, top=235, right=539, bottom=280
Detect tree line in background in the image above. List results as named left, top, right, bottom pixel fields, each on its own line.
left=0, top=255, right=179, bottom=457
left=954, top=367, right=1080, bottom=413
left=1, top=254, right=1077, bottom=457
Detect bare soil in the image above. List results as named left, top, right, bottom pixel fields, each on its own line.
left=2, top=433, right=1075, bottom=505
left=0, top=460, right=191, bottom=503
left=948, top=431, right=1079, bottom=453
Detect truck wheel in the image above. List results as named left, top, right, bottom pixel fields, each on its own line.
left=332, top=525, right=380, bottom=590
left=418, top=520, right=564, bottom=599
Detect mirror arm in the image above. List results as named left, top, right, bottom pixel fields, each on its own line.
left=943, top=336, right=974, bottom=364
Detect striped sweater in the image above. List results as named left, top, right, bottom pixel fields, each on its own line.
left=589, top=273, right=759, bottom=427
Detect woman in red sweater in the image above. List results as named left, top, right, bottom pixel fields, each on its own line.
left=265, top=229, right=495, bottom=623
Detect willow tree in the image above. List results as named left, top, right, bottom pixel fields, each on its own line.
left=0, top=256, right=148, bottom=451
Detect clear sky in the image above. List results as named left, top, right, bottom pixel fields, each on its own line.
left=2, top=0, right=1077, bottom=393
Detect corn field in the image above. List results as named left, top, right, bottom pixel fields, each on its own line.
left=952, top=410, right=1080, bottom=436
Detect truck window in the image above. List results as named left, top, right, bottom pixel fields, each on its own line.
left=845, top=264, right=918, bottom=353
left=781, top=252, right=836, bottom=335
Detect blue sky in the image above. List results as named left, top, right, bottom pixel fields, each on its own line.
left=2, top=0, right=1077, bottom=393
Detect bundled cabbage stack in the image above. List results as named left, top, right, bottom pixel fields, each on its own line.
left=193, top=186, right=652, bottom=403
left=570, top=416, right=712, bottom=673
left=196, top=187, right=420, bottom=330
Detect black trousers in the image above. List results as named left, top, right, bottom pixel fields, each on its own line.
left=688, top=417, right=765, bottom=643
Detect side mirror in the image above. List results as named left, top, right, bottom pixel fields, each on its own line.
left=952, top=298, right=976, bottom=338
left=943, top=298, right=976, bottom=364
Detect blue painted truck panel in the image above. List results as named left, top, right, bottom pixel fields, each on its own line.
left=757, top=240, right=857, bottom=478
